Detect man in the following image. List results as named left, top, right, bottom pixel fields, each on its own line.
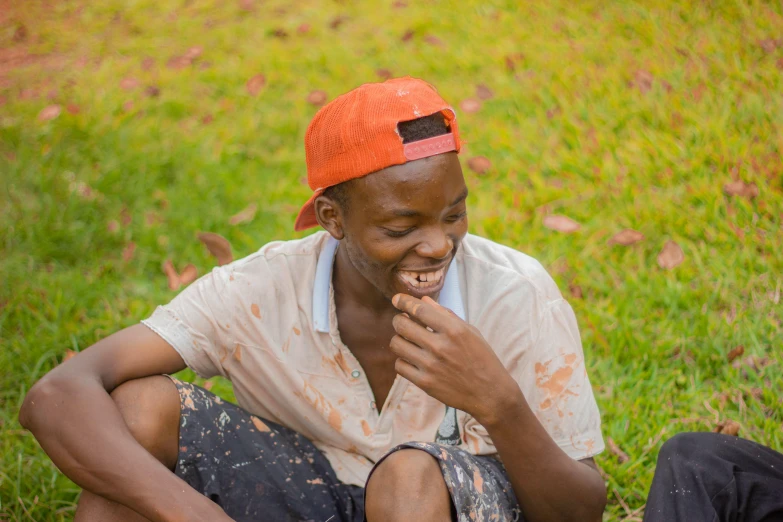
left=644, top=432, right=783, bottom=521
left=20, top=77, right=606, bottom=521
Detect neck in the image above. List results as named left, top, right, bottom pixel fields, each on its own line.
left=332, top=244, right=396, bottom=315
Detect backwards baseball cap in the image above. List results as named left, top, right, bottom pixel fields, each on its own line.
left=294, top=76, right=462, bottom=231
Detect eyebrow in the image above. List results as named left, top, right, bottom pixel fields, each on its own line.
left=388, top=188, right=470, bottom=217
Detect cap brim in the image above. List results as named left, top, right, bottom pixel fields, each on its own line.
left=294, top=189, right=323, bottom=231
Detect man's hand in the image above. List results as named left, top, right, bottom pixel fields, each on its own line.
left=390, top=294, right=521, bottom=425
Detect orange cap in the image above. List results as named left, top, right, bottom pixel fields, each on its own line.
left=294, top=76, right=461, bottom=231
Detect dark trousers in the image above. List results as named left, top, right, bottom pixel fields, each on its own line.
left=644, top=432, right=783, bottom=522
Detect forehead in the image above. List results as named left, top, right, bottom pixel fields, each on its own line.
left=350, top=153, right=465, bottom=212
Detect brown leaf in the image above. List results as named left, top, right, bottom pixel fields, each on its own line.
left=63, top=350, right=77, bottom=363
left=271, top=28, right=289, bottom=39
left=460, top=98, right=481, bottom=114
left=476, top=84, right=494, bottom=100
left=726, top=345, right=745, bottom=363
left=467, top=156, right=492, bottom=175
left=141, top=57, right=155, bottom=70
left=568, top=283, right=583, bottom=299
left=543, top=214, right=581, bottom=233
left=732, top=355, right=772, bottom=373
left=201, top=114, right=214, bottom=125
left=122, top=100, right=134, bottom=112
left=297, top=23, right=311, bottom=34
left=184, top=47, right=203, bottom=60
left=122, top=242, right=136, bottom=262
left=167, top=55, right=191, bottom=70
left=120, top=77, right=140, bottom=90
left=632, top=69, right=654, bottom=94
left=713, top=420, right=741, bottom=436
left=392, top=0, right=407, bottom=7
left=120, top=207, right=132, bottom=226
left=229, top=203, right=257, bottom=225
left=376, top=68, right=393, bottom=80
left=307, top=90, right=328, bottom=106
left=424, top=35, right=444, bottom=46
left=401, top=29, right=415, bottom=42
left=144, top=85, right=161, bottom=98
left=38, top=105, right=61, bottom=121
left=329, top=16, right=348, bottom=29
left=162, top=259, right=181, bottom=290
left=66, top=104, right=80, bottom=114
left=246, top=74, right=266, bottom=96
left=606, top=437, right=630, bottom=463
left=723, top=180, right=759, bottom=200
left=758, top=39, right=780, bottom=53
left=198, top=232, right=234, bottom=265
left=107, top=220, right=120, bottom=233
left=179, top=264, right=198, bottom=285
left=504, top=53, right=524, bottom=72
left=608, top=229, right=644, bottom=246
left=657, top=240, right=684, bottom=269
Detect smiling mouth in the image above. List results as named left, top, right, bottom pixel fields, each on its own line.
left=397, top=267, right=446, bottom=290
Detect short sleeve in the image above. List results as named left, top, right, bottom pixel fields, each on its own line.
left=520, top=299, right=604, bottom=459
left=141, top=265, right=234, bottom=379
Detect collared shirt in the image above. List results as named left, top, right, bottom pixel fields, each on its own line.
left=142, top=231, right=604, bottom=487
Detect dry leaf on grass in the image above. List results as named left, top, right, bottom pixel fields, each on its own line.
left=607, top=437, right=630, bottom=463
left=63, top=350, right=77, bottom=363
left=476, top=84, right=494, bottom=100
left=229, top=203, right=257, bottom=225
left=657, top=240, right=684, bottom=269
left=246, top=74, right=266, bottom=96
left=724, top=180, right=759, bottom=200
left=202, top=380, right=214, bottom=391
left=424, top=35, right=444, bottom=46
left=122, top=242, right=136, bottom=262
left=376, top=69, right=393, bottom=80
left=38, top=105, right=61, bottom=121
left=307, top=90, right=328, bottom=106
left=120, top=77, right=140, bottom=90
left=460, top=98, right=481, bottom=114
left=713, top=420, right=741, bottom=436
left=198, top=232, right=234, bottom=265
left=608, top=229, right=644, bottom=246
left=401, top=29, right=415, bottom=42
left=162, top=260, right=199, bottom=290
left=726, top=345, right=745, bottom=363
left=732, top=355, right=772, bottom=373
left=568, top=283, right=583, bottom=299
left=543, top=214, right=581, bottom=233
left=467, top=156, right=491, bottom=175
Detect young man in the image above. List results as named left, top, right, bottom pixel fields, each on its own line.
left=20, top=77, right=606, bottom=522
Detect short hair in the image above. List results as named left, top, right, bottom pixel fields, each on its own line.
left=323, top=113, right=450, bottom=212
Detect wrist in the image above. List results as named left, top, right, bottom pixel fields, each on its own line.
left=474, top=382, right=529, bottom=429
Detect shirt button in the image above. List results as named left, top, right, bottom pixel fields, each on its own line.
left=370, top=401, right=377, bottom=410
left=351, top=370, right=361, bottom=379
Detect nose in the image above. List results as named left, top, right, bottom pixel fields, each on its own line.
left=415, top=227, right=454, bottom=260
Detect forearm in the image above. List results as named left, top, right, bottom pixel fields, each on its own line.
left=480, top=392, right=606, bottom=522
left=20, top=374, right=224, bottom=522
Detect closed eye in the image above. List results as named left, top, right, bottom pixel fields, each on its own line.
left=383, top=227, right=415, bottom=238
left=446, top=211, right=467, bottom=223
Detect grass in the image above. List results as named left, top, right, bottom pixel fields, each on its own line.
left=1, top=0, right=782, bottom=519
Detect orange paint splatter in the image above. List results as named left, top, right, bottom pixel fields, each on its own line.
left=585, top=438, right=595, bottom=454
left=250, top=303, right=261, bottom=319
left=251, top=416, right=271, bottom=432
left=297, top=382, right=342, bottom=432
left=328, top=408, right=342, bottom=432
left=535, top=356, right=580, bottom=416
left=473, top=469, right=484, bottom=494
left=471, top=437, right=480, bottom=454
left=333, top=351, right=351, bottom=374
left=361, top=419, right=372, bottom=437
left=307, top=478, right=324, bottom=485
left=564, top=353, right=578, bottom=365
left=293, top=326, right=301, bottom=335
left=219, top=345, right=228, bottom=362
left=234, top=343, right=242, bottom=362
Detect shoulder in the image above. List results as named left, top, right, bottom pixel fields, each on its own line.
left=460, top=233, right=562, bottom=304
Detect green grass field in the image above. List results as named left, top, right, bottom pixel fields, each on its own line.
left=2, top=0, right=782, bottom=519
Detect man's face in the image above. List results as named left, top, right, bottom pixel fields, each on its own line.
left=338, top=152, right=468, bottom=301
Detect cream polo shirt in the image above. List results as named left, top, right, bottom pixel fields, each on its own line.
left=142, top=231, right=604, bottom=487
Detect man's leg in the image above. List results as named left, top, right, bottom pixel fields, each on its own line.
left=74, top=375, right=181, bottom=522
left=644, top=431, right=783, bottom=522
left=365, top=449, right=452, bottom=522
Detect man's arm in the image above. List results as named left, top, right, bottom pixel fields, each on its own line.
left=18, top=324, right=232, bottom=522
left=389, top=295, right=606, bottom=522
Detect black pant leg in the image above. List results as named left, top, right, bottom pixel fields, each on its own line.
left=644, top=432, right=783, bottom=522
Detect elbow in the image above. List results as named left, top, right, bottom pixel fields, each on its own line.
left=19, top=376, right=67, bottom=433
left=586, top=476, right=608, bottom=522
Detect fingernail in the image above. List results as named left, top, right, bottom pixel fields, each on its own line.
left=392, top=294, right=400, bottom=306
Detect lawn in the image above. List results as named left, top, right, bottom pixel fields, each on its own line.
left=1, top=0, right=782, bottom=519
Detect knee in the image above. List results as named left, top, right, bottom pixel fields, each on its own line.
left=657, top=432, right=725, bottom=470
left=110, top=375, right=180, bottom=466
left=366, top=449, right=448, bottom=518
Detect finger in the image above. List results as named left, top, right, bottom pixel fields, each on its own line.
left=389, top=334, right=430, bottom=370
left=394, top=357, right=426, bottom=387
left=392, top=313, right=438, bottom=348
left=421, top=295, right=458, bottom=317
left=392, top=294, right=453, bottom=332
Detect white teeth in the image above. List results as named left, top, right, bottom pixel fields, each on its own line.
left=399, top=268, right=445, bottom=289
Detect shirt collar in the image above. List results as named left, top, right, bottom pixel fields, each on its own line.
left=313, top=236, right=465, bottom=333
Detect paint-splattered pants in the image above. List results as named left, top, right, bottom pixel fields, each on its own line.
left=171, top=378, right=522, bottom=522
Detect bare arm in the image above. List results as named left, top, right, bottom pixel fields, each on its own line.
left=18, top=324, right=232, bottom=522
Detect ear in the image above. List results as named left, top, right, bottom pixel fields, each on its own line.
left=314, top=195, right=345, bottom=240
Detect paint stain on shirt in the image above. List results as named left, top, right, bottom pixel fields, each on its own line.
left=535, top=355, right=579, bottom=416
left=361, top=419, right=372, bottom=437
left=297, top=382, right=343, bottom=432
left=473, top=469, right=484, bottom=494
left=251, top=416, right=271, bottom=432
left=250, top=303, right=261, bottom=319
left=293, top=326, right=301, bottom=336
left=234, top=343, right=242, bottom=362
